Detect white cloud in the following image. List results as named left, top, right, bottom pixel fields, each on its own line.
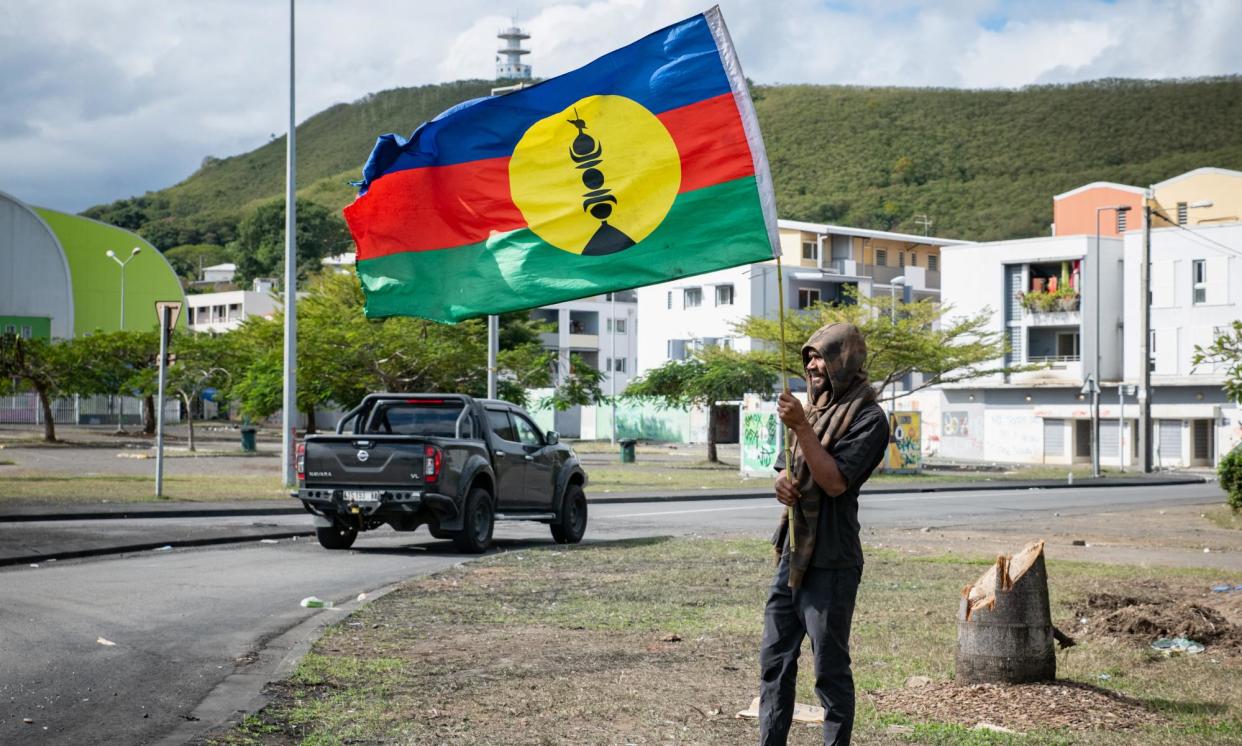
left=0, top=0, right=1237, bottom=212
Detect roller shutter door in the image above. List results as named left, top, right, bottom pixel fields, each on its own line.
left=1043, top=419, right=1065, bottom=457
left=1158, top=420, right=1182, bottom=465
left=1100, top=420, right=1120, bottom=458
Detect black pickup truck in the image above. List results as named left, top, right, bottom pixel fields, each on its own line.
left=294, top=394, right=588, bottom=553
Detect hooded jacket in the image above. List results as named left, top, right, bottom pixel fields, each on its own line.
left=774, top=322, right=879, bottom=588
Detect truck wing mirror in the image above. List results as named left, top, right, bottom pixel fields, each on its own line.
left=546, top=431, right=559, bottom=445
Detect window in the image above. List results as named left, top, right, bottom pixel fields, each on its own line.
left=928, top=255, right=938, bottom=272
left=485, top=409, right=517, bottom=442
left=797, top=288, right=820, bottom=309
left=606, top=318, right=627, bottom=334
left=3, top=324, right=14, bottom=335
left=666, top=291, right=672, bottom=310
left=683, top=287, right=702, bottom=308
left=1149, top=329, right=1157, bottom=372
left=898, top=251, right=905, bottom=268
left=715, top=284, right=734, bottom=306
left=20, top=325, right=32, bottom=339
left=512, top=414, right=544, bottom=447
left=1055, top=332, right=1080, bottom=358
left=802, top=241, right=818, bottom=260
left=875, top=249, right=888, bottom=267
left=614, top=357, right=627, bottom=373
left=667, top=339, right=688, bottom=360
left=1192, top=259, right=1206, bottom=304
left=1116, top=210, right=1128, bottom=233
left=908, top=252, right=917, bottom=268
left=1177, top=202, right=1188, bottom=226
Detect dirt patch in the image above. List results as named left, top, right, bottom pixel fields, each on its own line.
left=870, top=681, right=1167, bottom=732
left=1068, top=580, right=1242, bottom=656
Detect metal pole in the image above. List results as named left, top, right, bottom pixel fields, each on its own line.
left=610, top=294, right=617, bottom=444
left=487, top=315, right=498, bottom=399
left=156, top=306, right=170, bottom=497
left=1138, top=202, right=1152, bottom=473
left=281, top=0, right=297, bottom=487
left=1092, top=211, right=1101, bottom=478
left=1118, top=385, right=1125, bottom=473
left=119, top=262, right=126, bottom=330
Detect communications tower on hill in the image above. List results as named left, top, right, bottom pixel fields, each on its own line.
left=496, top=22, right=532, bottom=81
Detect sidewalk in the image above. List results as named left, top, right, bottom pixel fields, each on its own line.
left=0, top=473, right=1209, bottom=568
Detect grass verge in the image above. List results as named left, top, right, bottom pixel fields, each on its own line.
left=1206, top=507, right=1242, bottom=531
left=0, top=473, right=287, bottom=503
left=208, top=538, right=1240, bottom=745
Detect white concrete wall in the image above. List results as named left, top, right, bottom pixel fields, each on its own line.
left=1122, top=222, right=1241, bottom=384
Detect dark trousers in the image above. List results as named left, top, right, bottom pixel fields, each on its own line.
left=758, top=554, right=862, bottom=746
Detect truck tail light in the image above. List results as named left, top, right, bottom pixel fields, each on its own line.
left=296, top=442, right=305, bottom=482
left=424, top=445, right=442, bottom=484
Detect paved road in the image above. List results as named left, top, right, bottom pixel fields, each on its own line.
left=0, top=481, right=1226, bottom=745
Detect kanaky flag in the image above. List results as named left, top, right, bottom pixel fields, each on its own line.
left=344, top=6, right=778, bottom=323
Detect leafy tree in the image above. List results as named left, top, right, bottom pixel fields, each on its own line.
left=626, top=346, right=776, bottom=463
left=735, top=286, right=1010, bottom=402
left=539, top=354, right=607, bottom=413
left=0, top=335, right=76, bottom=442
left=1193, top=319, right=1242, bottom=404
left=71, top=330, right=163, bottom=433
left=231, top=199, right=351, bottom=284
left=228, top=271, right=598, bottom=431
left=165, top=331, right=238, bottom=451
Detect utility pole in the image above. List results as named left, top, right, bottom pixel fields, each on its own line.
left=281, top=0, right=297, bottom=487
left=913, top=214, right=933, bottom=236
left=487, top=315, right=498, bottom=399
left=1138, top=200, right=1153, bottom=473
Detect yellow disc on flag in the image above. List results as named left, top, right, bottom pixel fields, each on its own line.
left=509, top=95, right=681, bottom=256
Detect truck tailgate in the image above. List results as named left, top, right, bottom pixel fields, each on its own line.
left=304, top=436, right=427, bottom=488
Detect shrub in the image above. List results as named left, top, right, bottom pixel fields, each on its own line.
left=1220, top=446, right=1242, bottom=512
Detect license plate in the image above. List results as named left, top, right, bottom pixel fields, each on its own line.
left=343, top=490, right=382, bottom=503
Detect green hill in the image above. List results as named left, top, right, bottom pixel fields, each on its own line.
left=84, top=76, right=1242, bottom=250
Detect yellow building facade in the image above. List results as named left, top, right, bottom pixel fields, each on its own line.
left=1150, top=167, right=1242, bottom=227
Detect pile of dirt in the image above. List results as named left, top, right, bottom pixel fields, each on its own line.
left=870, top=681, right=1166, bottom=732
left=1073, top=591, right=1242, bottom=651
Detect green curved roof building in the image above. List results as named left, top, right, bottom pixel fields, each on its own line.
left=0, top=190, right=187, bottom=339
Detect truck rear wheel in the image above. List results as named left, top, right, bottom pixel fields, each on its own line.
left=551, top=484, right=587, bottom=544
left=316, top=523, right=358, bottom=550
left=452, top=487, right=494, bottom=553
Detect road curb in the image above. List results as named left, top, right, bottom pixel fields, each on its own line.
left=0, top=475, right=1210, bottom=522
left=0, top=530, right=314, bottom=568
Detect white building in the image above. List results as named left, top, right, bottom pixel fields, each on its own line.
left=637, top=219, right=968, bottom=376
left=200, top=262, right=236, bottom=284
left=186, top=286, right=280, bottom=333
left=926, top=223, right=1241, bottom=469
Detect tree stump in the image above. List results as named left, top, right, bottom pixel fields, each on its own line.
left=955, top=540, right=1056, bottom=684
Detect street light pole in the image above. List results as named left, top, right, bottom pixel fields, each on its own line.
left=888, top=276, right=906, bottom=414
left=106, top=247, right=141, bottom=431
left=1091, top=206, right=1129, bottom=479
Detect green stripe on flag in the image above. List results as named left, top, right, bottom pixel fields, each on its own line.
left=357, top=176, right=773, bottom=323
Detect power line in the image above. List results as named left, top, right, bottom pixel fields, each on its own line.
left=1149, top=211, right=1242, bottom=259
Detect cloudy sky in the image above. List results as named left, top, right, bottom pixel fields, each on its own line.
left=2, top=0, right=1238, bottom=213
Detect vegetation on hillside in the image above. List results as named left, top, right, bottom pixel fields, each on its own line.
left=83, top=76, right=1242, bottom=272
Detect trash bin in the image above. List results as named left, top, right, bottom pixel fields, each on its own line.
left=619, top=438, right=637, bottom=464
left=240, top=426, right=257, bottom=453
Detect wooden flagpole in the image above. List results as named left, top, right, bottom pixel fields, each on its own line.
left=775, top=255, right=795, bottom=551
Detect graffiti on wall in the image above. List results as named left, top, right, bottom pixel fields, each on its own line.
left=887, top=412, right=922, bottom=473
left=741, top=394, right=783, bottom=476
left=942, top=411, right=971, bottom=438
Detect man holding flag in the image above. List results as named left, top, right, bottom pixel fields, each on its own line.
left=762, top=322, right=889, bottom=745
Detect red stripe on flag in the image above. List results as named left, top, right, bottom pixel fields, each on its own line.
left=346, top=93, right=756, bottom=261
left=658, top=92, right=755, bottom=194
left=345, top=156, right=525, bottom=262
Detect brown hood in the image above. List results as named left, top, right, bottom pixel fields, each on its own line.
left=776, top=322, right=877, bottom=588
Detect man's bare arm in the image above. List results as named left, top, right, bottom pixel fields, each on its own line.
left=777, top=392, right=848, bottom=497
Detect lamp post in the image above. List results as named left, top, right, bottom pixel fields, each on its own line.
left=1137, top=198, right=1212, bottom=472
left=105, top=247, right=141, bottom=330
left=106, top=247, right=141, bottom=432
left=1091, top=206, right=1129, bottom=478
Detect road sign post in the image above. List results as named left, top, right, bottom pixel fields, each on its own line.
left=154, top=301, right=182, bottom=498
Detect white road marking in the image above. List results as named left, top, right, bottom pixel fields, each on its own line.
left=609, top=504, right=775, bottom=518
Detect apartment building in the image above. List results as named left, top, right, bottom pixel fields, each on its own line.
left=925, top=221, right=1240, bottom=469
left=636, top=219, right=968, bottom=375
left=186, top=281, right=281, bottom=333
